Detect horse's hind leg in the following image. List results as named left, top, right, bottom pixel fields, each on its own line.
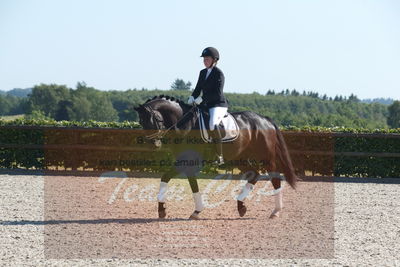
left=270, top=176, right=283, bottom=219
left=188, top=176, right=204, bottom=220
left=188, top=176, right=204, bottom=219
left=237, top=170, right=259, bottom=217
left=157, top=168, right=177, bottom=219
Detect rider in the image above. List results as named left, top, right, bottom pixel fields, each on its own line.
left=188, top=47, right=228, bottom=165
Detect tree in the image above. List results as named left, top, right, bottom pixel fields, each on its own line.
left=348, top=94, right=360, bottom=103
left=291, top=89, right=300, bottom=96
left=0, top=96, right=11, bottom=115
left=27, top=84, right=70, bottom=117
left=24, top=110, right=52, bottom=120
left=67, top=96, right=92, bottom=121
left=15, top=82, right=389, bottom=128
left=89, top=94, right=119, bottom=122
left=171, top=79, right=192, bottom=91
left=55, top=100, right=73, bottom=121
left=266, top=90, right=275, bottom=95
left=387, top=101, right=400, bottom=128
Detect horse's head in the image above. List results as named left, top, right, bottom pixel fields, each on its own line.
left=134, top=96, right=188, bottom=147
left=134, top=104, right=164, bottom=131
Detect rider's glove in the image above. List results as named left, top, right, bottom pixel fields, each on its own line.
left=187, top=96, right=195, bottom=105
left=194, top=96, right=203, bottom=105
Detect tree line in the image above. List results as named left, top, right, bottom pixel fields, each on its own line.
left=0, top=82, right=399, bottom=128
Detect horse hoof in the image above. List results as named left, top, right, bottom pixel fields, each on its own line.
left=238, top=205, right=247, bottom=217
left=158, top=202, right=166, bottom=219
left=158, top=209, right=166, bottom=219
left=269, top=213, right=279, bottom=219
left=189, top=211, right=201, bottom=220
left=269, top=209, right=281, bottom=219
left=237, top=201, right=247, bottom=217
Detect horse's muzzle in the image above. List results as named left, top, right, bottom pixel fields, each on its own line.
left=153, top=139, right=162, bottom=148
left=144, top=136, right=162, bottom=148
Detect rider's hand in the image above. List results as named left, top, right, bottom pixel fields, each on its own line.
left=187, top=96, right=195, bottom=105
left=194, top=96, right=203, bottom=105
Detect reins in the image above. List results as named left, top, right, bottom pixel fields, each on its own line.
left=144, top=104, right=198, bottom=141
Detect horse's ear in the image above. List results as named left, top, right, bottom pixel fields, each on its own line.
left=134, top=105, right=143, bottom=112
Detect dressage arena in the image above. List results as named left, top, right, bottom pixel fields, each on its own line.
left=0, top=172, right=399, bottom=266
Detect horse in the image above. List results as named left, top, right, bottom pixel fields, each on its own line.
left=134, top=95, right=298, bottom=219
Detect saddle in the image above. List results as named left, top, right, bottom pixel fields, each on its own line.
left=197, top=107, right=240, bottom=143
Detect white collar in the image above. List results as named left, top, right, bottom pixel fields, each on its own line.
left=205, top=67, right=213, bottom=79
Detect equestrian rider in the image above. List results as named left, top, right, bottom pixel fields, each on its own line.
left=188, top=47, right=228, bottom=165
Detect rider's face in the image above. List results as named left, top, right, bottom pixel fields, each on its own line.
left=203, top=56, right=214, bottom=68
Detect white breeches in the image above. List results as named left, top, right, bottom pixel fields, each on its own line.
left=209, top=107, right=228, bottom=130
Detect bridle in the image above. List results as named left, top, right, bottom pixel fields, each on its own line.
left=143, top=103, right=198, bottom=143
left=143, top=105, right=165, bottom=137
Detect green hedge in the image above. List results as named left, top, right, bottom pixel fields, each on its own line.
left=282, top=125, right=400, bottom=134
left=0, top=118, right=142, bottom=128
left=282, top=126, right=400, bottom=177
left=0, top=119, right=141, bottom=170
left=1, top=119, right=399, bottom=177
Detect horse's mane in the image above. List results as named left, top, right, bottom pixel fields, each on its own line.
left=144, top=95, right=190, bottom=109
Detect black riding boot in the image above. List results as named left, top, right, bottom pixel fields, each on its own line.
left=212, top=125, right=224, bottom=166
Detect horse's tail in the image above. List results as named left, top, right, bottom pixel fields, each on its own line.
left=272, top=122, right=298, bottom=189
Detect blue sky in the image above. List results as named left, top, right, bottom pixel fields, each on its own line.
left=0, top=0, right=399, bottom=99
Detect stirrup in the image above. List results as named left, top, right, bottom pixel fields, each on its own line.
left=213, top=155, right=225, bottom=166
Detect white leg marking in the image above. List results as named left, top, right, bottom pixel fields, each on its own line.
left=157, top=181, right=168, bottom=203
left=193, top=192, right=205, bottom=212
left=237, top=182, right=254, bottom=201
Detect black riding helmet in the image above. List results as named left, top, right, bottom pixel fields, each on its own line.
left=200, top=47, right=219, bottom=60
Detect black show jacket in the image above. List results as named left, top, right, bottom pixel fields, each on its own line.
left=191, top=67, right=228, bottom=108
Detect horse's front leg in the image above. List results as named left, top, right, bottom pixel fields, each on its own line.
left=237, top=170, right=259, bottom=217
left=188, top=176, right=204, bottom=220
left=157, top=168, right=177, bottom=219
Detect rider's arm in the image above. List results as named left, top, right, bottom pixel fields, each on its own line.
left=206, top=69, right=225, bottom=104
left=215, top=70, right=225, bottom=96
left=192, top=70, right=204, bottom=99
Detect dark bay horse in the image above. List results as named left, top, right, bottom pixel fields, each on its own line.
left=134, top=95, right=297, bottom=219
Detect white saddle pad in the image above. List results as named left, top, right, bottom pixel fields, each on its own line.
left=199, top=111, right=240, bottom=143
